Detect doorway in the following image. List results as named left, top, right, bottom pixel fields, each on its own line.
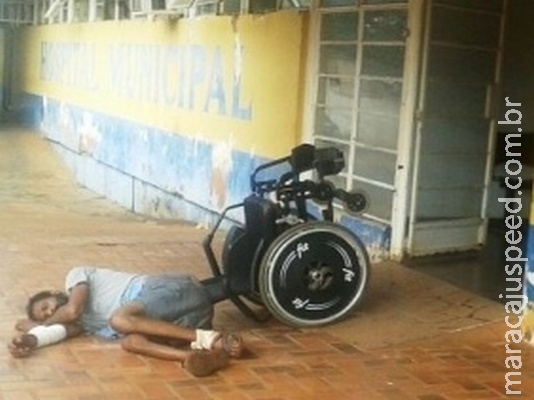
left=406, top=0, right=507, bottom=256
left=407, top=0, right=534, bottom=303
left=305, top=0, right=511, bottom=260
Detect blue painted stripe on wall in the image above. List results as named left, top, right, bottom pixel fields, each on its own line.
left=36, top=96, right=258, bottom=209
left=11, top=92, right=42, bottom=126
left=340, top=215, right=391, bottom=262
left=17, top=91, right=391, bottom=260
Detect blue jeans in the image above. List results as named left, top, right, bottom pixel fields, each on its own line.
left=134, top=274, right=214, bottom=329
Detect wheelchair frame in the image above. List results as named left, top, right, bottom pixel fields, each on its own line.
left=201, top=144, right=371, bottom=327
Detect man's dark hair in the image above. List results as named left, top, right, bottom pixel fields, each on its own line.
left=26, top=290, right=69, bottom=321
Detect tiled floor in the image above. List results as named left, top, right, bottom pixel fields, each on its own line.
left=0, top=126, right=533, bottom=399
left=406, top=219, right=529, bottom=306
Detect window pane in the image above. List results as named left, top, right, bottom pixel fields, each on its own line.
left=359, top=79, right=402, bottom=116
left=250, top=0, right=278, bottom=13
left=425, top=81, right=487, bottom=118
left=295, top=0, right=312, bottom=8
left=357, top=113, right=400, bottom=150
left=315, top=106, right=352, bottom=140
left=353, top=147, right=397, bottom=185
left=415, top=187, right=483, bottom=219
left=321, top=12, right=358, bottom=41
left=362, top=0, right=407, bottom=4
left=361, top=45, right=404, bottom=77
left=222, top=0, right=240, bottom=13
left=428, top=45, right=496, bottom=84
left=319, top=45, right=357, bottom=75
left=352, top=179, right=393, bottom=220
left=420, top=119, right=489, bottom=154
left=319, top=0, right=355, bottom=7
left=358, top=79, right=402, bottom=149
left=318, top=77, right=355, bottom=106
left=434, top=0, right=502, bottom=12
left=364, top=10, right=407, bottom=42
left=418, top=154, right=486, bottom=189
left=432, top=6, right=501, bottom=49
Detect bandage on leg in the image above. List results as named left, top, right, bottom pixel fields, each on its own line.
left=27, top=324, right=67, bottom=347
left=191, top=329, right=220, bottom=351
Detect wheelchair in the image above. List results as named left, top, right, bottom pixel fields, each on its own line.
left=201, top=144, right=371, bottom=327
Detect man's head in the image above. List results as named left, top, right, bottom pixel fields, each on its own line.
left=26, top=291, right=69, bottom=322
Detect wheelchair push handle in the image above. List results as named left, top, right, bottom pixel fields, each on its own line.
left=312, top=146, right=344, bottom=179
left=250, top=144, right=344, bottom=194
left=250, top=143, right=369, bottom=217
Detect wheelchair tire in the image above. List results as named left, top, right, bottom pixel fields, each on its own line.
left=258, top=221, right=370, bottom=327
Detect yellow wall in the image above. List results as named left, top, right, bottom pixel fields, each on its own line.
left=15, top=12, right=307, bottom=159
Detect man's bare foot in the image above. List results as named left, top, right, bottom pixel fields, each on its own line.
left=211, top=332, right=244, bottom=359
left=183, top=349, right=230, bottom=377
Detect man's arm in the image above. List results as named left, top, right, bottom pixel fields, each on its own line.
left=8, top=324, right=82, bottom=358
left=15, top=318, right=38, bottom=332
left=44, top=283, right=89, bottom=325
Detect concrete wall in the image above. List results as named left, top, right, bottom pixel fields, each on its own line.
left=9, top=13, right=391, bottom=262
left=11, top=14, right=307, bottom=225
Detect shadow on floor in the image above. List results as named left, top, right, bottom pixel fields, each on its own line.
left=405, top=219, right=529, bottom=305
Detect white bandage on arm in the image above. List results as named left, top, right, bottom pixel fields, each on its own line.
left=27, top=324, right=68, bottom=347
left=191, top=329, right=219, bottom=350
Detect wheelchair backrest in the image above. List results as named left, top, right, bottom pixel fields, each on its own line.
left=221, top=195, right=279, bottom=295
left=243, top=195, right=278, bottom=242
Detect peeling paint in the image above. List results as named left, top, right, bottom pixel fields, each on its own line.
left=233, top=30, right=243, bottom=87
left=21, top=92, right=392, bottom=263
left=210, top=139, right=233, bottom=210
left=78, top=113, right=102, bottom=155
left=523, top=301, right=534, bottom=345
left=340, top=214, right=391, bottom=263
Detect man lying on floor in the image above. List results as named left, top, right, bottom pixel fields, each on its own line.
left=8, top=266, right=244, bottom=377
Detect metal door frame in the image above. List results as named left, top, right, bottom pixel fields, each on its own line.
left=405, top=0, right=508, bottom=257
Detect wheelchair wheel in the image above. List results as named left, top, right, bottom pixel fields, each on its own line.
left=258, top=221, right=370, bottom=327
